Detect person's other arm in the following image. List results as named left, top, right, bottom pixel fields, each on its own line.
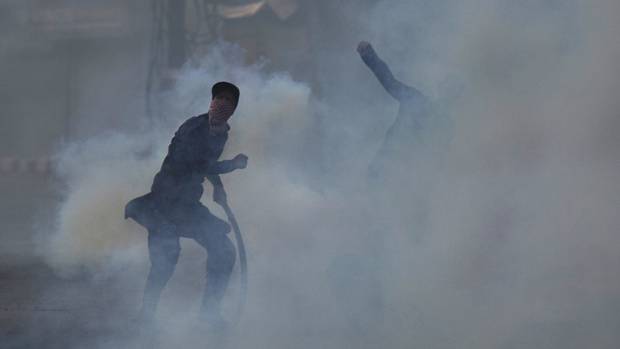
left=357, top=41, right=424, bottom=103
left=205, top=154, right=248, bottom=175
left=204, top=154, right=247, bottom=206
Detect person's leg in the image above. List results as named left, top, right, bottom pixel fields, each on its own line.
left=142, top=227, right=180, bottom=321
left=203, top=233, right=236, bottom=319
left=190, top=211, right=236, bottom=320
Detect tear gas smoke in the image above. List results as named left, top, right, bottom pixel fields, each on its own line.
left=38, top=1, right=620, bottom=348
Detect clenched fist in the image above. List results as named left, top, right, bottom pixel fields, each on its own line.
left=357, top=41, right=376, bottom=58
left=232, top=153, right=248, bottom=169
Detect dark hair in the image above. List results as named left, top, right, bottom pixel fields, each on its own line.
left=211, top=81, right=240, bottom=106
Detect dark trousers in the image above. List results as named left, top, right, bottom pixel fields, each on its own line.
left=141, top=203, right=236, bottom=320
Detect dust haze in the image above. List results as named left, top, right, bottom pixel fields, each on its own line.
left=2, top=1, right=619, bottom=348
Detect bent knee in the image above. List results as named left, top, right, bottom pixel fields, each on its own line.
left=148, top=236, right=180, bottom=270
left=150, top=248, right=180, bottom=271
left=219, top=240, right=236, bottom=269
left=208, top=240, right=236, bottom=273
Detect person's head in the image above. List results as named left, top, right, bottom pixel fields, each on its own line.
left=209, top=81, right=240, bottom=126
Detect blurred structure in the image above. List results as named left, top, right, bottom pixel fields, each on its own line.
left=0, top=0, right=375, bottom=185
left=145, top=0, right=323, bottom=119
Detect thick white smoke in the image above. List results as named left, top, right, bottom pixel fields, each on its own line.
left=40, top=1, right=620, bottom=348
left=359, top=1, right=620, bottom=348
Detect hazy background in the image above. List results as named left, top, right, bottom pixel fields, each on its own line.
left=1, top=0, right=619, bottom=348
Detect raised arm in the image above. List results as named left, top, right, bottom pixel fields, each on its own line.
left=205, top=154, right=247, bottom=206
left=357, top=41, right=424, bottom=103
left=203, top=154, right=248, bottom=175
left=205, top=159, right=238, bottom=175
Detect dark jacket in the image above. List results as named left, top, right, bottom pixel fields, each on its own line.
left=125, top=113, right=234, bottom=228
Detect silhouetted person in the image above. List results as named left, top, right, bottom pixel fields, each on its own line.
left=357, top=41, right=433, bottom=177
left=125, top=82, right=248, bottom=327
left=357, top=41, right=456, bottom=245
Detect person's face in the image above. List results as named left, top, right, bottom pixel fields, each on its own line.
left=213, top=91, right=235, bottom=106
left=209, top=90, right=236, bottom=125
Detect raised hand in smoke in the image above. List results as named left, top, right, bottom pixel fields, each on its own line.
left=357, top=41, right=376, bottom=59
